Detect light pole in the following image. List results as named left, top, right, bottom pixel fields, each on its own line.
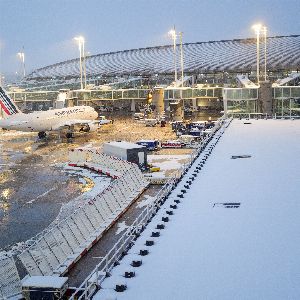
left=179, top=32, right=184, bottom=87
left=17, top=50, right=26, bottom=79
left=82, top=39, right=87, bottom=89
left=262, top=26, right=267, bottom=81
left=168, top=28, right=177, bottom=86
left=74, top=36, right=84, bottom=90
left=252, top=23, right=262, bottom=84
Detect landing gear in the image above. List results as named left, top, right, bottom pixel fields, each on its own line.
left=38, top=131, right=47, bottom=139
left=66, top=132, right=74, bottom=139
left=79, top=125, right=90, bottom=132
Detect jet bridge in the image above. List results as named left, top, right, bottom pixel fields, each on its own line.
left=273, top=72, right=300, bottom=87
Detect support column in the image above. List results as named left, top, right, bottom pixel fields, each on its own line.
left=55, top=91, right=67, bottom=109
left=131, top=99, right=136, bottom=112
left=192, top=75, right=195, bottom=86
left=192, top=98, right=197, bottom=111
left=152, top=88, right=164, bottom=118
left=258, top=81, right=273, bottom=115
left=170, top=100, right=183, bottom=121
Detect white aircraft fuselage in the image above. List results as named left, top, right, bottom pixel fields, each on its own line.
left=0, top=106, right=98, bottom=132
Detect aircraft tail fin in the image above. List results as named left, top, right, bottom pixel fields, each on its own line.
left=0, top=86, right=22, bottom=119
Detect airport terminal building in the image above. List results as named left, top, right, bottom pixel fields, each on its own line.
left=24, top=35, right=300, bottom=88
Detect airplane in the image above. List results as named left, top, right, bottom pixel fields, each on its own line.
left=0, top=86, right=100, bottom=138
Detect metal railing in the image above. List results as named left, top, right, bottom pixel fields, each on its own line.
left=18, top=157, right=148, bottom=277
left=69, top=177, right=176, bottom=300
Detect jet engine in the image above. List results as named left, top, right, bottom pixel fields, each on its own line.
left=86, top=122, right=99, bottom=132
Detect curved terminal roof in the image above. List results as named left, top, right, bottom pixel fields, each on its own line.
left=27, top=35, right=300, bottom=79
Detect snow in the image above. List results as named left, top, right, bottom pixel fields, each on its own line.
left=147, top=155, right=190, bottom=178
left=115, top=221, right=129, bottom=235
left=56, top=164, right=111, bottom=221
left=148, top=155, right=190, bottom=161
left=104, top=141, right=145, bottom=150
left=26, top=187, right=56, bottom=204
left=137, top=140, right=158, bottom=143
left=22, top=276, right=68, bottom=289
left=137, top=195, right=157, bottom=208
left=93, top=119, right=300, bottom=300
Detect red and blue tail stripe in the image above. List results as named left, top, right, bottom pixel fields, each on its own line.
left=0, top=87, right=19, bottom=116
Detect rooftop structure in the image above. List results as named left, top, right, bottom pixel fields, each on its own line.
left=27, top=35, right=300, bottom=81
left=104, top=141, right=145, bottom=150
left=94, top=118, right=300, bottom=300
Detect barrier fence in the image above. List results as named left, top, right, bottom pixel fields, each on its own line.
left=18, top=154, right=148, bottom=278
left=0, top=256, right=21, bottom=299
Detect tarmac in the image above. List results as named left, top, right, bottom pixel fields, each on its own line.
left=0, top=116, right=179, bottom=251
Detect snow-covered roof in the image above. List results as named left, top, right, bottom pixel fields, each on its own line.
left=104, top=141, right=145, bottom=150
left=27, top=35, right=300, bottom=79
left=94, top=119, right=300, bottom=300
left=22, top=276, right=68, bottom=288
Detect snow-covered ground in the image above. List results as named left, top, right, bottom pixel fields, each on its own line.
left=55, top=164, right=112, bottom=221
left=94, top=119, right=300, bottom=300
left=147, top=154, right=191, bottom=178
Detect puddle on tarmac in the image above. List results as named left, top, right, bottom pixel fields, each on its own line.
left=0, top=132, right=86, bottom=250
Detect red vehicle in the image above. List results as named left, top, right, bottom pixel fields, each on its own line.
left=161, top=140, right=182, bottom=148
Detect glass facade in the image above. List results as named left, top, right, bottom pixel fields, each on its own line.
left=273, top=87, right=300, bottom=117
left=164, top=88, right=223, bottom=100
left=227, top=100, right=257, bottom=114
left=8, top=86, right=300, bottom=118
left=224, top=88, right=258, bottom=101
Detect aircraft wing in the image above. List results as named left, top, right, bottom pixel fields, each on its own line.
left=51, top=119, right=99, bottom=131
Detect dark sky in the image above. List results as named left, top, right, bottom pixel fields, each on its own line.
left=0, top=0, right=299, bottom=75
